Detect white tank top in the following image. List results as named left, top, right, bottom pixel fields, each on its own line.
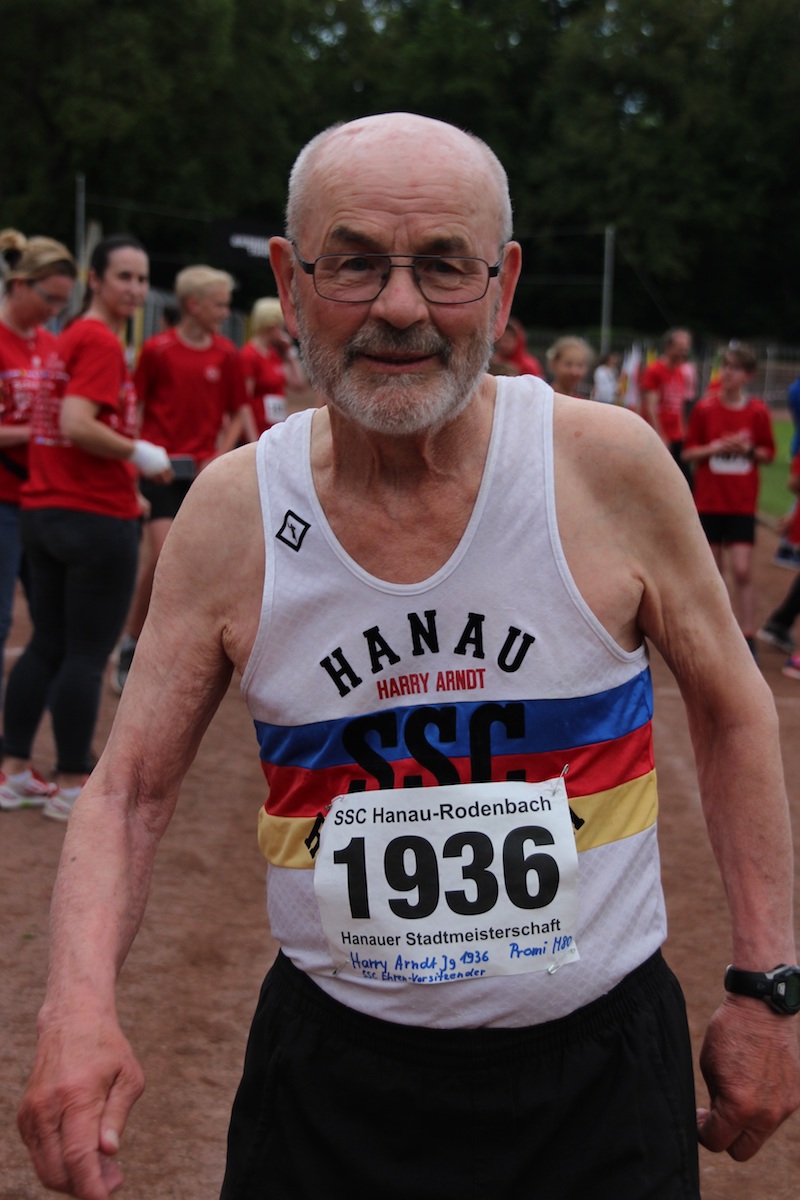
left=241, top=376, right=666, bottom=1027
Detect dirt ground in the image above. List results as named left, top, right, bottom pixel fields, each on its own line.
left=1, top=527, right=799, bottom=1200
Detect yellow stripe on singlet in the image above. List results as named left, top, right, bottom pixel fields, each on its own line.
left=257, top=769, right=659, bottom=869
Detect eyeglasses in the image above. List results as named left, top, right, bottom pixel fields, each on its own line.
left=29, top=281, right=70, bottom=313
left=292, top=244, right=503, bottom=305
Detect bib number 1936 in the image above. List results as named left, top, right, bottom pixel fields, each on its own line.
left=334, top=825, right=558, bottom=919
left=314, top=780, right=580, bottom=983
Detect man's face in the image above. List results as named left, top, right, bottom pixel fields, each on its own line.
left=275, top=122, right=519, bottom=437
left=293, top=283, right=501, bottom=437
left=666, top=331, right=691, bottom=365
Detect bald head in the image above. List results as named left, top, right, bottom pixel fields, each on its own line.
left=285, top=113, right=513, bottom=248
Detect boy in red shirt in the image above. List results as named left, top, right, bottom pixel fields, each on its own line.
left=113, top=265, right=248, bottom=691
left=682, top=343, right=775, bottom=656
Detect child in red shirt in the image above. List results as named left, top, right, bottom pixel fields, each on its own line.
left=682, top=343, right=775, bottom=656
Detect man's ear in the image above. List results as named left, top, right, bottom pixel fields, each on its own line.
left=269, top=237, right=299, bottom=339
left=493, top=241, right=522, bottom=342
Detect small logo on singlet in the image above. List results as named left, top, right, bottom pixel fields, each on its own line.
left=276, top=509, right=310, bottom=551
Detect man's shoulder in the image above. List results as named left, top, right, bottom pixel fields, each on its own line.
left=172, top=444, right=260, bottom=543
left=554, top=394, right=673, bottom=494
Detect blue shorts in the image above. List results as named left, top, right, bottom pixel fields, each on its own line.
left=221, top=949, right=699, bottom=1200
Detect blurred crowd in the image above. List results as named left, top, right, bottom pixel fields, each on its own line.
left=1, top=229, right=799, bottom=823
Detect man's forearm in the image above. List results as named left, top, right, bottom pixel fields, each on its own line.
left=690, top=697, right=796, bottom=967
left=40, top=784, right=168, bottom=1020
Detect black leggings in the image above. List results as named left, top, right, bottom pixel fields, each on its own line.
left=4, top=508, right=139, bottom=774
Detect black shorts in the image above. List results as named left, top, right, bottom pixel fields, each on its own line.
left=139, top=477, right=193, bottom=521
left=698, top=511, right=756, bottom=546
left=220, top=950, right=699, bottom=1200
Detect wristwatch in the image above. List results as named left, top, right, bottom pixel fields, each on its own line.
left=724, top=963, right=800, bottom=1015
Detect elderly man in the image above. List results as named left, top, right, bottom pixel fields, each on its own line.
left=18, top=114, right=800, bottom=1200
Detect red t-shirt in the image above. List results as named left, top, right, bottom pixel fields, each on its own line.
left=0, top=322, right=57, bottom=505
left=240, top=342, right=289, bottom=435
left=23, top=318, right=140, bottom=519
left=639, top=359, right=690, bottom=441
left=135, top=329, right=247, bottom=462
left=683, top=394, right=775, bottom=515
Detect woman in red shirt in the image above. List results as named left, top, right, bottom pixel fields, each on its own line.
left=3, top=234, right=172, bottom=820
left=0, top=231, right=77, bottom=807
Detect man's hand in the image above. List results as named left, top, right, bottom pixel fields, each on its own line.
left=18, top=1014, right=144, bottom=1199
left=697, top=996, right=800, bottom=1160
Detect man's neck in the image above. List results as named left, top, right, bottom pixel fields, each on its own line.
left=309, top=376, right=497, bottom=582
left=321, top=375, right=496, bottom=490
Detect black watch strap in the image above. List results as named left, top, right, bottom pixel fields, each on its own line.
left=724, top=963, right=800, bottom=1015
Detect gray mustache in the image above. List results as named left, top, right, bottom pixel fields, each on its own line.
left=344, top=327, right=452, bottom=365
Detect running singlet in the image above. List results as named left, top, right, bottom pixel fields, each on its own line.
left=241, top=375, right=666, bottom=1028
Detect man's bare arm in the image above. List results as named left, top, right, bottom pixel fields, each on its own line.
left=18, top=446, right=263, bottom=1200
left=557, top=400, right=800, bottom=1158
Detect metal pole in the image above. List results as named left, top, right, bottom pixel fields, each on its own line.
left=75, top=173, right=86, bottom=269
left=600, top=224, right=615, bottom=355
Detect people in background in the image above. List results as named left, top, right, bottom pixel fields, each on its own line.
left=590, top=350, right=621, bottom=403
left=546, top=335, right=594, bottom=397
left=639, top=328, right=695, bottom=474
left=682, top=343, right=775, bottom=658
left=490, top=315, right=543, bottom=377
left=113, top=265, right=248, bottom=693
left=2, top=234, right=171, bottom=821
left=240, top=296, right=307, bottom=439
left=0, top=231, right=77, bottom=803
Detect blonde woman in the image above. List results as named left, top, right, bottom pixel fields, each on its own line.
left=0, top=231, right=77, bottom=805
left=546, top=335, right=594, bottom=398
left=240, top=296, right=308, bottom=438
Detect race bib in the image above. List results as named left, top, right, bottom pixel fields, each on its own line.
left=264, top=394, right=287, bottom=425
left=314, top=779, right=580, bottom=984
left=709, top=452, right=752, bottom=475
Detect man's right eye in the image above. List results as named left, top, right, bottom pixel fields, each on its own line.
left=337, top=256, right=377, bottom=274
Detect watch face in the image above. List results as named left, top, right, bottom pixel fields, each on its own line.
left=776, top=969, right=800, bottom=1013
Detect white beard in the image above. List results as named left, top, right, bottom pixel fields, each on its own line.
left=294, top=302, right=496, bottom=437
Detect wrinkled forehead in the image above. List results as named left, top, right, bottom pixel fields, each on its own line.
left=296, top=119, right=507, bottom=252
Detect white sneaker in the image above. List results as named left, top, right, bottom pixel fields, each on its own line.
left=0, top=771, right=27, bottom=810
left=42, top=785, right=82, bottom=822
left=0, top=768, right=57, bottom=810
left=2, top=767, right=58, bottom=808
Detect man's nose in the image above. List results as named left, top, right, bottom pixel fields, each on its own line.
left=368, top=264, right=430, bottom=327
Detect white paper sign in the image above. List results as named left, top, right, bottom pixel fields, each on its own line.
left=314, top=779, right=580, bottom=984
left=709, top=453, right=752, bottom=475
